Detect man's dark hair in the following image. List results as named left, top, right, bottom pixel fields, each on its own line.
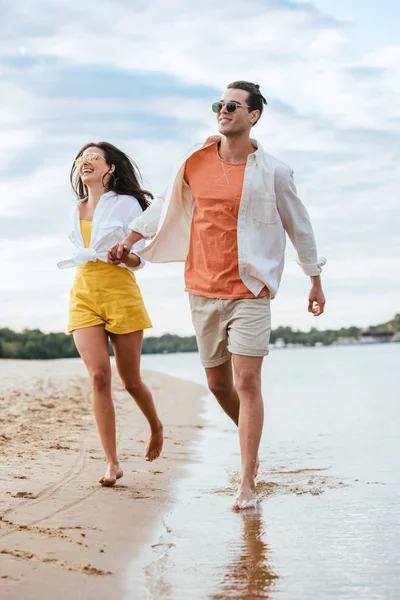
left=227, top=81, right=267, bottom=126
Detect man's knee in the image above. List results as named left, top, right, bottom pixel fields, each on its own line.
left=207, top=376, right=233, bottom=399
left=235, top=369, right=261, bottom=395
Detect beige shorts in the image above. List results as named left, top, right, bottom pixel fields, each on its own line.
left=189, top=294, right=271, bottom=368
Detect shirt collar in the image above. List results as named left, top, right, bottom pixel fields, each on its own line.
left=203, top=135, right=263, bottom=165
left=250, top=138, right=263, bottom=165
left=101, top=191, right=117, bottom=200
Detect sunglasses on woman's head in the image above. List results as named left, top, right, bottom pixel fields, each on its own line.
left=75, top=152, right=106, bottom=168
left=212, top=101, right=251, bottom=113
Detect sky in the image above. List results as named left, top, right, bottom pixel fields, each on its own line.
left=1, top=0, right=399, bottom=336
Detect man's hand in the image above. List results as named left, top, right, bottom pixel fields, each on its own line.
left=308, top=276, right=326, bottom=316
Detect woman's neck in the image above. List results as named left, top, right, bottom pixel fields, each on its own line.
left=86, top=184, right=106, bottom=206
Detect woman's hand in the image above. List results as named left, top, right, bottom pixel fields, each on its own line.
left=107, top=244, right=140, bottom=268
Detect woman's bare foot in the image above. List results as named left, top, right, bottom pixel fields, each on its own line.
left=99, top=462, right=123, bottom=487
left=145, top=423, right=163, bottom=462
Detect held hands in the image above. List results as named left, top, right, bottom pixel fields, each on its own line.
left=308, top=283, right=326, bottom=317
left=106, top=231, right=143, bottom=265
left=107, top=243, right=130, bottom=265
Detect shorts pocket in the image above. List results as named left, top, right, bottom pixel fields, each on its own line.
left=251, top=193, right=280, bottom=224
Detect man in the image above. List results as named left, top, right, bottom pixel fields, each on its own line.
left=108, top=81, right=326, bottom=509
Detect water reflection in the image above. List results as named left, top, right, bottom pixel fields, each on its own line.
left=140, top=506, right=279, bottom=600
left=210, top=508, right=279, bottom=600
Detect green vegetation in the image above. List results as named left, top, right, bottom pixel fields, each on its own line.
left=0, top=314, right=398, bottom=360
left=141, top=334, right=197, bottom=354
left=0, top=328, right=197, bottom=360
left=270, top=325, right=361, bottom=347
left=367, top=313, right=400, bottom=333
left=0, top=328, right=79, bottom=360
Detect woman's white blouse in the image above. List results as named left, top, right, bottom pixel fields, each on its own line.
left=57, top=191, right=145, bottom=272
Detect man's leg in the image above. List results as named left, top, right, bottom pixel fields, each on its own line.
left=232, top=354, right=264, bottom=509
left=205, top=360, right=239, bottom=426
left=190, top=294, right=240, bottom=423
left=205, top=360, right=261, bottom=482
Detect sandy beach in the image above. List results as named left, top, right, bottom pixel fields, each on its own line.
left=0, top=359, right=206, bottom=600
left=1, top=346, right=399, bottom=600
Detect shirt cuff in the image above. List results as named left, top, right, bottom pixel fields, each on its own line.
left=297, top=256, right=326, bottom=276
left=129, top=215, right=156, bottom=240
left=129, top=251, right=145, bottom=271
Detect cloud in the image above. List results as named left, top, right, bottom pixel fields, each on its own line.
left=1, top=0, right=399, bottom=334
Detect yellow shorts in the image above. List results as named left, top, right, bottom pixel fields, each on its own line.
left=68, top=261, right=152, bottom=335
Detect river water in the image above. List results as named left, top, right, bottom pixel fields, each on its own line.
left=127, top=344, right=400, bottom=599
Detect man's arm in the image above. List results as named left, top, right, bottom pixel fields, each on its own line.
left=113, top=195, right=165, bottom=260
left=275, top=166, right=326, bottom=316
left=308, top=275, right=325, bottom=316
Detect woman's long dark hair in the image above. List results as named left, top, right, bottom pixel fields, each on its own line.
left=70, top=141, right=153, bottom=211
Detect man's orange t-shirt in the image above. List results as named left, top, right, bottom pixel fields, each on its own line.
left=184, top=143, right=268, bottom=299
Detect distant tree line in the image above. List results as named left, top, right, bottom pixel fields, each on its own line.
left=0, top=328, right=198, bottom=360
left=269, top=325, right=361, bottom=347
left=0, top=313, right=398, bottom=360
left=0, top=328, right=79, bottom=360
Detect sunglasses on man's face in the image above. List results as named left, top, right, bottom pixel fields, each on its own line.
left=212, top=101, right=251, bottom=114
left=75, top=152, right=106, bottom=168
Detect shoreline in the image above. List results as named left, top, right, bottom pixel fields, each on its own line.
left=0, top=359, right=206, bottom=599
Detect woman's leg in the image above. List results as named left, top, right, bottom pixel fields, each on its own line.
left=110, top=330, right=163, bottom=461
left=73, top=325, right=123, bottom=486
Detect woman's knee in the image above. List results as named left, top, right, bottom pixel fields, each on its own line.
left=124, top=379, right=143, bottom=398
left=91, top=369, right=111, bottom=393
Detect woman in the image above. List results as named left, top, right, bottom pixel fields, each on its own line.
left=58, top=141, right=163, bottom=487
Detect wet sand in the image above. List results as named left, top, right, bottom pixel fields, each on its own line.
left=0, top=359, right=206, bottom=600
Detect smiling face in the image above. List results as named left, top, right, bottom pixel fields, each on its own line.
left=75, top=146, right=113, bottom=188
left=216, top=88, right=259, bottom=137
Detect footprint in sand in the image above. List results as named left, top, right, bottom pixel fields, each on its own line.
left=151, top=543, right=175, bottom=555
left=10, top=491, right=38, bottom=499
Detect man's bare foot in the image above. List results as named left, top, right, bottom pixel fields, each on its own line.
left=239, top=457, right=259, bottom=487
left=99, top=463, right=123, bottom=487
left=232, top=480, right=256, bottom=510
left=145, top=423, right=163, bottom=462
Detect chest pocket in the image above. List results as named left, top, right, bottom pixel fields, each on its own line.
left=97, top=221, right=125, bottom=249
left=251, top=193, right=280, bottom=225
